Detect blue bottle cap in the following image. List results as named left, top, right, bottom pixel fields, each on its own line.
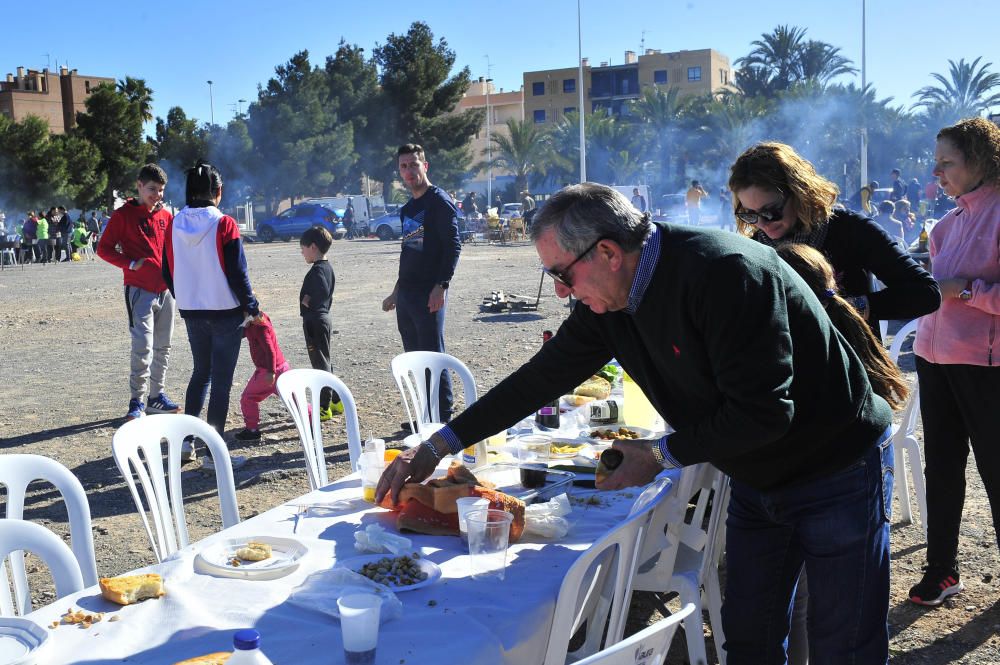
left=233, top=629, right=261, bottom=650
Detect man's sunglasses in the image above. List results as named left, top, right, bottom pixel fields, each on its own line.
left=542, top=236, right=607, bottom=288
left=736, top=191, right=789, bottom=225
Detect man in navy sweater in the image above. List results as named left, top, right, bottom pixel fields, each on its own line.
left=378, top=183, right=895, bottom=664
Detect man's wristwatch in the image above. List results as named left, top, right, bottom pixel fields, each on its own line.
left=651, top=440, right=666, bottom=465
left=959, top=280, right=973, bottom=301
left=437, top=280, right=450, bottom=290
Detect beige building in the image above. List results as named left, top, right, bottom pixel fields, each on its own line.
left=0, top=66, right=115, bottom=134
left=455, top=77, right=525, bottom=193
left=524, top=48, right=732, bottom=126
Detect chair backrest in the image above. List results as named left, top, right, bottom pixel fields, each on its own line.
left=111, top=414, right=240, bottom=562
left=888, top=318, right=921, bottom=434
left=275, top=369, right=363, bottom=488
left=573, top=603, right=696, bottom=665
left=0, top=454, right=98, bottom=599
left=0, top=520, right=85, bottom=616
left=544, top=477, right=675, bottom=665
left=390, top=351, right=477, bottom=435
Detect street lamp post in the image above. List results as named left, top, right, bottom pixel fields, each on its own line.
left=577, top=0, right=587, bottom=182
left=485, top=78, right=493, bottom=208
left=237, top=98, right=246, bottom=117
left=860, top=0, right=868, bottom=195
left=207, top=80, right=215, bottom=125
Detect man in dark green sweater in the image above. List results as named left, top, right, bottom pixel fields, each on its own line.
left=377, top=183, right=894, bottom=664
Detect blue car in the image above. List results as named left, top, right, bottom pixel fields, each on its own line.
left=255, top=203, right=344, bottom=242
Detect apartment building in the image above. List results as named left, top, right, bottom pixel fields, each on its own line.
left=455, top=77, right=525, bottom=193
left=0, top=66, right=115, bottom=134
left=524, top=48, right=732, bottom=126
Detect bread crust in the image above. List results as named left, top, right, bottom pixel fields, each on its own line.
left=99, top=573, right=165, bottom=605
left=172, top=653, right=230, bottom=664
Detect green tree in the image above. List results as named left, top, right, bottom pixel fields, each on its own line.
left=206, top=117, right=255, bottom=202
left=629, top=86, right=691, bottom=191
left=912, top=57, right=1000, bottom=124
left=369, top=22, right=483, bottom=199
left=118, top=76, right=154, bottom=123
left=150, top=106, right=210, bottom=203
left=75, top=82, right=148, bottom=209
left=0, top=115, right=67, bottom=210
left=734, top=25, right=856, bottom=98
left=324, top=40, right=380, bottom=192
left=798, top=41, right=857, bottom=85
left=52, top=132, right=107, bottom=209
left=735, top=25, right=808, bottom=95
left=480, top=118, right=552, bottom=196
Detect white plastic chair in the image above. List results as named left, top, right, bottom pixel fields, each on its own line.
left=631, top=464, right=731, bottom=665
left=0, top=520, right=85, bottom=616
left=0, top=454, right=99, bottom=613
left=573, top=603, right=696, bottom=665
left=887, top=318, right=927, bottom=535
left=390, top=351, right=477, bottom=438
left=543, top=476, right=675, bottom=664
left=111, top=414, right=240, bottom=562
left=275, top=368, right=363, bottom=489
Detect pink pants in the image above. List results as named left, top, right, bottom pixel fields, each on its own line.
left=240, top=361, right=290, bottom=430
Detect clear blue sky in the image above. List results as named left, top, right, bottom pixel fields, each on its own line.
left=2, top=0, right=998, bottom=132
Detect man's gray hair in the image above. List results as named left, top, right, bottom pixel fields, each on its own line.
left=529, top=183, right=652, bottom=255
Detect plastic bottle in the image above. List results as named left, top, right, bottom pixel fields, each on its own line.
left=917, top=224, right=929, bottom=253
left=535, top=330, right=561, bottom=430
left=228, top=629, right=274, bottom=665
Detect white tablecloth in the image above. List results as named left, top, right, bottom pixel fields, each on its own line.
left=27, top=468, right=676, bottom=665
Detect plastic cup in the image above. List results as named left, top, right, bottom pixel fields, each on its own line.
left=465, top=508, right=514, bottom=580
left=359, top=452, right=383, bottom=503
left=338, top=593, right=382, bottom=664
left=364, top=438, right=386, bottom=460
left=514, top=434, right=551, bottom=463
left=456, top=497, right=490, bottom=545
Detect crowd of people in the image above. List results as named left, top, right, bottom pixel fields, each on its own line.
left=0, top=207, right=108, bottom=264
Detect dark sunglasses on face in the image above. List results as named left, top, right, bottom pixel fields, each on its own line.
left=736, top=191, right=789, bottom=225
left=542, top=236, right=607, bottom=288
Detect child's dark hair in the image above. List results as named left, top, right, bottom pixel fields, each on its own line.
left=300, top=225, right=332, bottom=254
left=777, top=243, right=908, bottom=409
left=185, top=159, right=223, bottom=206
left=137, top=163, right=168, bottom=185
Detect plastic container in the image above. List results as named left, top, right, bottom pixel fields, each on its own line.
left=622, top=373, right=659, bottom=432
left=228, top=629, right=274, bottom=664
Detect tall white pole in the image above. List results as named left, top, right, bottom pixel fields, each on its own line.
left=577, top=0, right=587, bottom=182
left=860, top=0, right=868, bottom=195
left=486, top=81, right=492, bottom=206
left=207, top=80, right=215, bottom=126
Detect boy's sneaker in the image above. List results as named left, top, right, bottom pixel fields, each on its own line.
left=203, top=455, right=247, bottom=472
left=235, top=428, right=262, bottom=442
left=125, top=398, right=146, bottom=421
left=147, top=392, right=181, bottom=414
left=181, top=436, right=198, bottom=463
left=329, top=400, right=345, bottom=415
left=909, top=566, right=964, bottom=606
left=319, top=406, right=334, bottom=422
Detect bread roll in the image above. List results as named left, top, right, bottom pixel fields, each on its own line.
left=99, top=573, right=165, bottom=605
left=574, top=376, right=611, bottom=399
left=235, top=542, right=272, bottom=561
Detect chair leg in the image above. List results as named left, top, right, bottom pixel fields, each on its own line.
left=677, top=581, right=708, bottom=665
left=904, top=436, right=928, bottom=538
left=893, top=442, right=913, bottom=524
left=705, top=572, right=727, bottom=665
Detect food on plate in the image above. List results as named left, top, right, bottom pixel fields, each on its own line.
left=235, top=541, right=273, bottom=562
left=574, top=375, right=612, bottom=400
left=99, top=573, right=165, bottom=605
left=355, top=553, right=429, bottom=587
left=551, top=442, right=584, bottom=455
left=173, top=654, right=231, bottom=664
left=590, top=427, right=642, bottom=440
left=379, top=461, right=526, bottom=541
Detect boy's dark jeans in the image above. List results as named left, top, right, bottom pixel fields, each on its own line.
left=303, top=315, right=340, bottom=410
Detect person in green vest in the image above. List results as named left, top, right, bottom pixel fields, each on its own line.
left=35, top=212, right=50, bottom=263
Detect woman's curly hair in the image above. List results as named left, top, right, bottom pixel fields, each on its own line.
left=937, top=117, right=1000, bottom=189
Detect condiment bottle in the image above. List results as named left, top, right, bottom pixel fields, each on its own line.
left=535, top=330, right=561, bottom=429
left=228, top=629, right=274, bottom=664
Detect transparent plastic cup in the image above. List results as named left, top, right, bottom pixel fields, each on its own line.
left=338, top=593, right=382, bottom=665
left=456, top=497, right=490, bottom=545
left=465, top=508, right=514, bottom=580
left=359, top=451, right=383, bottom=503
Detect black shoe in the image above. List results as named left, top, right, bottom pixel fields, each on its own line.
left=909, top=565, right=964, bottom=606
left=235, top=428, right=262, bottom=442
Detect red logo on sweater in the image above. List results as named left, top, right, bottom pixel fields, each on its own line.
left=672, top=344, right=680, bottom=358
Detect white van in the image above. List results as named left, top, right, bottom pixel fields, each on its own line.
left=303, top=195, right=386, bottom=228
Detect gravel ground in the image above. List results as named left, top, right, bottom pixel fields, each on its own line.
left=1, top=233, right=997, bottom=663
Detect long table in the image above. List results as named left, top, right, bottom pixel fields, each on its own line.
left=26, top=467, right=676, bottom=664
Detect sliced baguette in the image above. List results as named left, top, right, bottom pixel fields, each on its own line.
left=99, top=573, right=165, bottom=605
left=574, top=376, right=611, bottom=399
left=173, top=654, right=231, bottom=664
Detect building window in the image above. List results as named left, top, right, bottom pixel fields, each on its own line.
left=533, top=109, right=546, bottom=123
left=563, top=78, right=575, bottom=93
left=532, top=81, right=545, bottom=96
left=564, top=107, right=576, bottom=114
left=653, top=69, right=668, bottom=84
left=687, top=67, right=702, bottom=82
left=85, top=81, right=90, bottom=93
left=720, top=69, right=728, bottom=85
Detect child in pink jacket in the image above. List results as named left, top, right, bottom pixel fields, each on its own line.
left=236, top=311, right=290, bottom=441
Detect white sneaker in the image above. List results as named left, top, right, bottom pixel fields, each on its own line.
left=202, top=455, right=247, bottom=472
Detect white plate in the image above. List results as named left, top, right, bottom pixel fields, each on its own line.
left=581, top=425, right=656, bottom=444
left=335, top=554, right=442, bottom=592
left=547, top=441, right=593, bottom=459
left=0, top=617, right=49, bottom=665
left=194, top=535, right=308, bottom=580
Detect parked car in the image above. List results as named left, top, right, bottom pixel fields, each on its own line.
left=367, top=211, right=402, bottom=240
left=255, top=203, right=344, bottom=242
left=500, top=203, right=523, bottom=219
left=655, top=194, right=687, bottom=222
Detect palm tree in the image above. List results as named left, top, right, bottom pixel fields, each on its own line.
left=735, top=25, right=808, bottom=94
left=117, top=77, right=154, bottom=123
left=798, top=41, right=857, bottom=85
left=912, top=57, right=1000, bottom=122
left=629, top=86, right=690, bottom=190
left=734, top=26, right=857, bottom=98
left=481, top=118, right=552, bottom=195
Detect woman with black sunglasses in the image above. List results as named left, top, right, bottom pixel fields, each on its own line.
left=729, top=142, right=940, bottom=342
left=728, top=142, right=941, bottom=665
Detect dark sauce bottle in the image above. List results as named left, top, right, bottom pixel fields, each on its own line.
left=535, top=330, right=561, bottom=430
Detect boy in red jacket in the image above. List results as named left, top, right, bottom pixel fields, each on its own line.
left=236, top=311, right=290, bottom=441
left=97, top=164, right=181, bottom=421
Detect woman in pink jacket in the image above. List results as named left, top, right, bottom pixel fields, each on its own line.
left=910, top=117, right=1000, bottom=606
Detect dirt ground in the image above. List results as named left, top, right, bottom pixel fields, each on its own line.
left=1, top=233, right=997, bottom=663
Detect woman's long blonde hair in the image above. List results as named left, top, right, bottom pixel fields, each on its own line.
left=777, top=243, right=909, bottom=410
left=728, top=142, right=840, bottom=236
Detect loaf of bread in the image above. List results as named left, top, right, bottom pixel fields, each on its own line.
left=99, top=573, right=165, bottom=605
left=574, top=376, right=611, bottom=399
left=235, top=541, right=272, bottom=561
left=172, top=654, right=230, bottom=664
